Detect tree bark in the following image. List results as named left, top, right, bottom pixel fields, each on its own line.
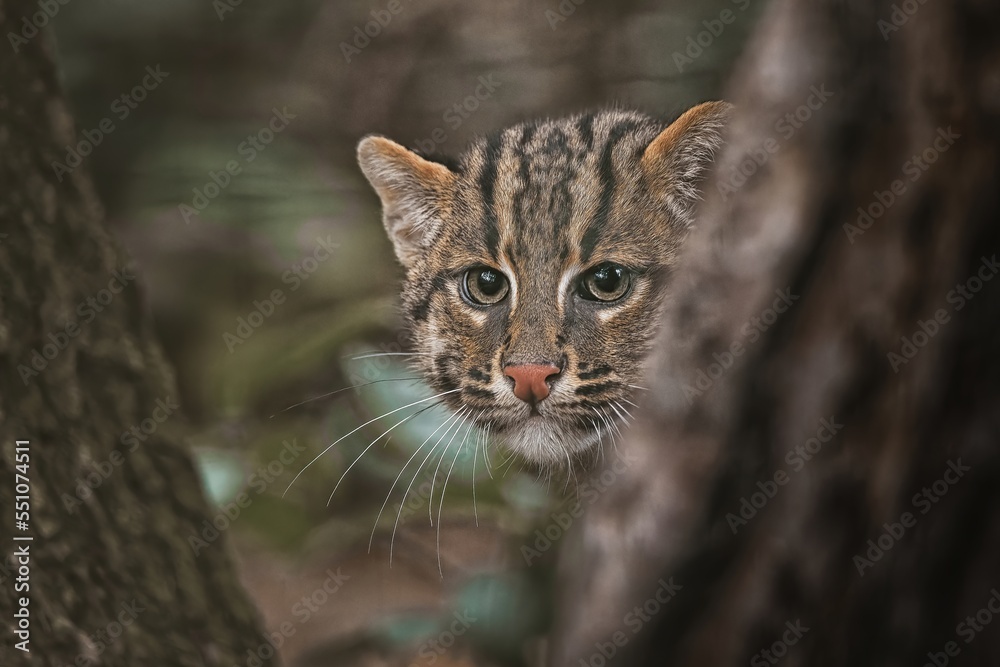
left=553, top=0, right=1000, bottom=665
left=0, top=2, right=275, bottom=664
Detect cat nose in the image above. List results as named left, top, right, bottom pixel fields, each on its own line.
left=503, top=363, right=561, bottom=404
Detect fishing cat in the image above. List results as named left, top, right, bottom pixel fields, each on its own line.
left=357, top=102, right=730, bottom=469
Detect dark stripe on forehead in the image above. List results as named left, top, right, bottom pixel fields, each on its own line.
left=511, top=124, right=537, bottom=258
left=580, top=121, right=638, bottom=263
left=478, top=132, right=504, bottom=261
left=576, top=113, right=595, bottom=151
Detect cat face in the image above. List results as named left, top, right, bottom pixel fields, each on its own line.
left=358, top=103, right=730, bottom=468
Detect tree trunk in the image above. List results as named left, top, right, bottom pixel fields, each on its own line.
left=552, top=0, right=1000, bottom=665
left=0, top=2, right=275, bottom=664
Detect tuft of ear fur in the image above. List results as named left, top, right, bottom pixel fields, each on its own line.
left=357, top=136, right=457, bottom=268
left=641, top=100, right=733, bottom=226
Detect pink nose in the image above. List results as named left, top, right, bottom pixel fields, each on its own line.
left=503, top=363, right=561, bottom=404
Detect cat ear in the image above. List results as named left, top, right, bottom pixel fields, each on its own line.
left=357, top=136, right=457, bottom=268
left=641, top=100, right=733, bottom=226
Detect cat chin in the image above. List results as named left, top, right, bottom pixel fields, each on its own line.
left=499, top=418, right=601, bottom=468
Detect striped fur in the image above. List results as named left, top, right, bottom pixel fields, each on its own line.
left=358, top=102, right=731, bottom=468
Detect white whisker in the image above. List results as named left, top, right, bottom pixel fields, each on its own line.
left=368, top=407, right=465, bottom=556
left=325, top=404, right=436, bottom=507
left=483, top=421, right=495, bottom=478
left=348, top=351, right=434, bottom=361
left=472, top=425, right=480, bottom=527
left=435, top=416, right=475, bottom=578
left=428, top=410, right=470, bottom=526
left=388, top=408, right=470, bottom=564
left=268, top=377, right=420, bottom=418
left=283, top=388, right=461, bottom=498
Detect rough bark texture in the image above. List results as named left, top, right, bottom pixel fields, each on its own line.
left=0, top=2, right=275, bottom=664
left=553, top=0, right=1000, bottom=665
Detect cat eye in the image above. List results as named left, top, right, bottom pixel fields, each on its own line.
left=462, top=267, right=510, bottom=306
left=579, top=263, right=632, bottom=302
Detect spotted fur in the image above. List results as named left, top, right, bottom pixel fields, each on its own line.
left=358, top=102, right=731, bottom=468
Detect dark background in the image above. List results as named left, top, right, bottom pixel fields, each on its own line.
left=48, top=1, right=763, bottom=662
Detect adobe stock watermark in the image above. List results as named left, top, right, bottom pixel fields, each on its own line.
left=411, top=75, right=502, bottom=155
left=725, top=416, right=843, bottom=534
left=842, top=126, right=960, bottom=243
left=680, top=288, right=799, bottom=404
left=545, top=0, right=588, bottom=30
left=340, top=0, right=418, bottom=62
left=853, top=458, right=970, bottom=576
left=50, top=65, right=169, bottom=182
left=17, top=265, right=137, bottom=385
left=178, top=106, right=296, bottom=224
left=716, top=84, right=834, bottom=200
left=920, top=587, right=1000, bottom=667
left=213, top=0, right=243, bottom=21
left=577, top=578, right=682, bottom=667
left=61, top=397, right=180, bottom=514
left=750, top=620, right=810, bottom=666
left=7, top=0, right=73, bottom=53
left=188, top=438, right=307, bottom=555
left=237, top=567, right=351, bottom=667
left=346, top=329, right=412, bottom=389
left=222, top=235, right=339, bottom=353
left=672, top=0, right=754, bottom=73
left=877, top=0, right=930, bottom=41
left=521, top=451, right=635, bottom=566
left=409, top=609, right=478, bottom=666
left=887, top=254, right=998, bottom=373
left=54, top=599, right=147, bottom=666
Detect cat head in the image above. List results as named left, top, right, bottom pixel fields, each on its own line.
left=358, top=102, right=731, bottom=469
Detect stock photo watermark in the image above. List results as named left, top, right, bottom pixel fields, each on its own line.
left=853, top=458, right=970, bottom=576
left=725, top=416, right=842, bottom=534
left=877, top=0, right=929, bottom=40
left=409, top=609, right=478, bottom=666
left=749, top=620, right=810, bottom=666
left=919, top=587, right=1000, bottom=666
left=222, top=235, right=339, bottom=352
left=716, top=85, right=834, bottom=200
left=545, top=0, right=589, bottom=30
left=887, top=254, right=998, bottom=373
left=17, top=264, right=137, bottom=385
left=61, top=397, right=180, bottom=513
left=237, top=567, right=351, bottom=667
left=340, top=0, right=419, bottom=62
left=412, top=75, right=502, bottom=155
left=7, top=0, right=72, bottom=52
left=577, top=577, right=682, bottom=667
left=178, top=106, right=296, bottom=224
left=843, top=126, right=960, bottom=244
left=671, top=0, right=754, bottom=72
left=188, top=438, right=307, bottom=555
left=50, top=65, right=169, bottom=182
left=681, top=287, right=799, bottom=404
left=521, top=451, right=634, bottom=566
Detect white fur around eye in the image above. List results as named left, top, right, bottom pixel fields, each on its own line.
left=557, top=266, right=581, bottom=315
left=498, top=257, right=518, bottom=312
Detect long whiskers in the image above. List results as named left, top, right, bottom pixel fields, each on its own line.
left=348, top=351, right=434, bottom=361
left=325, top=403, right=438, bottom=507
left=434, top=415, right=477, bottom=578
left=268, top=377, right=421, bottom=418
left=387, top=408, right=470, bottom=564
left=428, top=410, right=470, bottom=526
left=282, top=388, right=461, bottom=497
